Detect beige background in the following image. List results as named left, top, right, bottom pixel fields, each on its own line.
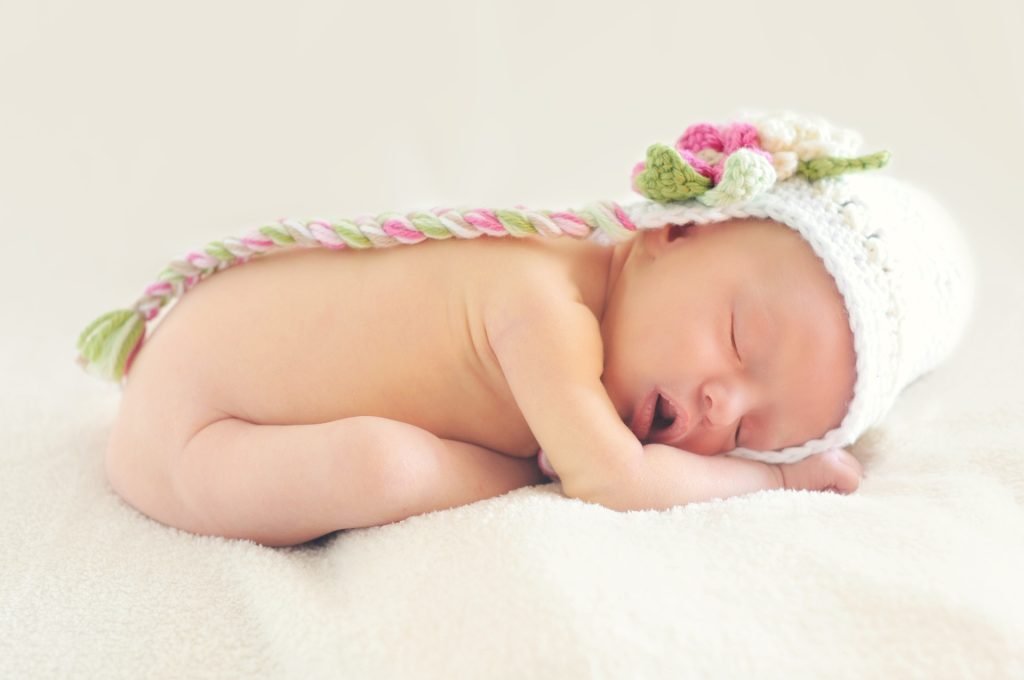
left=1, top=0, right=1022, bottom=323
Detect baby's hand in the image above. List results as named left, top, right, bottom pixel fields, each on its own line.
left=778, top=448, right=863, bottom=495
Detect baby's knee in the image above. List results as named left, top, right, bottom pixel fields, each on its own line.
left=339, top=416, right=447, bottom=505
left=104, top=412, right=192, bottom=531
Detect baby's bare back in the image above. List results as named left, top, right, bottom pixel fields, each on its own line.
left=104, top=232, right=603, bottom=544
left=117, top=235, right=590, bottom=459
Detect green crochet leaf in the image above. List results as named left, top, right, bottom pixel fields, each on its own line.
left=796, top=150, right=891, bottom=181
left=696, top=148, right=777, bottom=207
left=634, top=143, right=711, bottom=203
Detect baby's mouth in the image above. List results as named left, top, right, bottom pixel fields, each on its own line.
left=630, top=389, right=688, bottom=445
left=648, top=392, right=689, bottom=446
left=651, top=393, right=676, bottom=430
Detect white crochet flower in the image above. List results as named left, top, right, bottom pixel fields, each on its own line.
left=739, top=111, right=864, bottom=180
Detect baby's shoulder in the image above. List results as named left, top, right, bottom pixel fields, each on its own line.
left=468, top=237, right=587, bottom=342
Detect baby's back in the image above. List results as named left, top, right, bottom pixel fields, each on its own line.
left=117, top=235, right=584, bottom=459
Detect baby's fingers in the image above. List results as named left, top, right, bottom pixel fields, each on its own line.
left=781, top=448, right=863, bottom=495
left=820, top=448, right=863, bottom=494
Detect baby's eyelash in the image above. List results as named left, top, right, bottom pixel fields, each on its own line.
left=730, top=312, right=738, bottom=357
left=731, top=310, right=743, bottom=448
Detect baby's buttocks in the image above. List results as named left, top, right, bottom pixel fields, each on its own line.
left=120, top=237, right=564, bottom=458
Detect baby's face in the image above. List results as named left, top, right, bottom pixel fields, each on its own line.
left=600, top=218, right=856, bottom=455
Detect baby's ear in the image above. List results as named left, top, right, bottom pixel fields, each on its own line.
left=666, top=223, right=695, bottom=242
left=639, top=223, right=695, bottom=260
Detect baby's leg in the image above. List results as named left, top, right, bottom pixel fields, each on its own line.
left=165, top=416, right=542, bottom=546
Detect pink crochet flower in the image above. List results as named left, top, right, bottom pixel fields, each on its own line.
left=629, top=121, right=775, bottom=194
left=674, top=122, right=772, bottom=184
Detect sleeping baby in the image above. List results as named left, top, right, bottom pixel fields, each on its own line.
left=77, top=112, right=974, bottom=547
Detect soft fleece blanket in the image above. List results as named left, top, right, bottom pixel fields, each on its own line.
left=1, top=226, right=1022, bottom=679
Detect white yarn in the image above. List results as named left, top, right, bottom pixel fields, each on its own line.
left=622, top=133, right=976, bottom=464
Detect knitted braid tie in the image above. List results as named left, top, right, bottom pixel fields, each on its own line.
left=76, top=202, right=637, bottom=382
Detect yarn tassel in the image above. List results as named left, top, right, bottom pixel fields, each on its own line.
left=76, top=309, right=146, bottom=382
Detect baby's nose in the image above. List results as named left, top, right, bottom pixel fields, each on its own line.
left=701, top=382, right=746, bottom=426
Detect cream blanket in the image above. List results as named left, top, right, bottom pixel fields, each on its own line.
left=1, top=236, right=1022, bottom=678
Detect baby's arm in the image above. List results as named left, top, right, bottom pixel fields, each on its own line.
left=487, top=293, right=861, bottom=510
left=603, top=443, right=861, bottom=511
left=487, top=295, right=642, bottom=501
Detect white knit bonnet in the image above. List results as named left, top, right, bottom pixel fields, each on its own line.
left=613, top=111, right=976, bottom=464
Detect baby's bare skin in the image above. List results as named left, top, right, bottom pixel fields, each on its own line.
left=106, top=233, right=615, bottom=543
left=106, top=221, right=861, bottom=546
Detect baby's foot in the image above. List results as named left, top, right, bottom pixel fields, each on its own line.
left=778, top=448, right=863, bottom=495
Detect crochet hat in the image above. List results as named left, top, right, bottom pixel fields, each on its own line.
left=618, top=111, right=977, bottom=463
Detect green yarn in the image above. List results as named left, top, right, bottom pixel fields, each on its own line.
left=634, top=144, right=712, bottom=202
left=330, top=219, right=374, bottom=249
left=373, top=211, right=446, bottom=241
left=584, top=202, right=635, bottom=242
left=797, top=150, right=891, bottom=181
left=259, top=224, right=297, bottom=246
left=495, top=210, right=538, bottom=237
left=407, top=212, right=454, bottom=240
left=697, top=148, right=776, bottom=208
left=76, top=309, right=145, bottom=382
left=205, top=242, right=235, bottom=261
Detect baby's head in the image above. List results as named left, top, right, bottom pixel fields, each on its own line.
left=601, top=216, right=857, bottom=460
left=603, top=111, right=976, bottom=464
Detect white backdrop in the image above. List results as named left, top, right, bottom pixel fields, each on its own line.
left=2, top=2, right=1023, bottom=678
left=2, top=0, right=1022, bottom=304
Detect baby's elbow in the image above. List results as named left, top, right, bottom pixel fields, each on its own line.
left=560, top=459, right=642, bottom=512
left=560, top=475, right=601, bottom=505
left=563, top=482, right=639, bottom=513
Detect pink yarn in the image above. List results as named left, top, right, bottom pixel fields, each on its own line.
left=145, top=282, right=172, bottom=297
left=677, top=123, right=724, bottom=152
left=382, top=218, right=427, bottom=243
left=674, top=122, right=771, bottom=184
left=463, top=210, right=507, bottom=236
left=186, top=251, right=219, bottom=269
left=242, top=236, right=275, bottom=249
left=613, top=204, right=637, bottom=232
left=678, top=150, right=716, bottom=181
left=718, top=123, right=760, bottom=151
left=547, top=212, right=590, bottom=237
left=309, top=220, right=348, bottom=250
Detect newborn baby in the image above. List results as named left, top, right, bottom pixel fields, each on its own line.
left=79, top=112, right=974, bottom=547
